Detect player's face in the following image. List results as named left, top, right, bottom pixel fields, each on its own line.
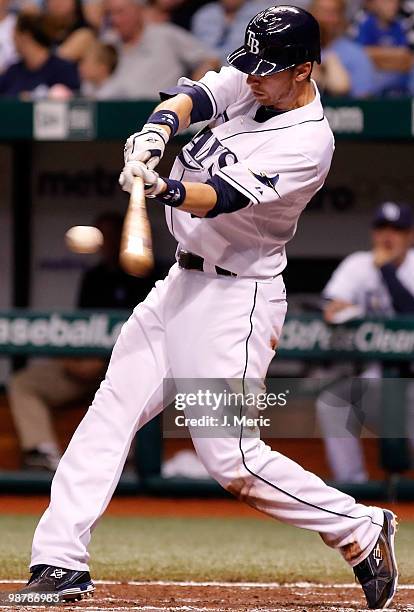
left=372, top=226, right=414, bottom=262
left=246, top=63, right=312, bottom=109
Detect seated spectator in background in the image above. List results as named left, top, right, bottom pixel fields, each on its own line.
left=19, top=0, right=104, bottom=31
left=144, top=0, right=211, bottom=30
left=310, top=0, right=377, bottom=97
left=0, top=0, right=18, bottom=73
left=317, top=202, right=414, bottom=482
left=8, top=212, right=159, bottom=472
left=41, top=0, right=97, bottom=63
left=0, top=13, right=79, bottom=98
left=191, top=0, right=270, bottom=65
left=352, top=0, right=414, bottom=96
left=80, top=40, right=117, bottom=97
left=101, top=0, right=219, bottom=99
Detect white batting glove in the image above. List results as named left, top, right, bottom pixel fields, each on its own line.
left=119, top=161, right=166, bottom=197
left=123, top=124, right=168, bottom=171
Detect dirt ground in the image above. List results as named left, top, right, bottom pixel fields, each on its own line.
left=1, top=496, right=414, bottom=521
left=1, top=581, right=413, bottom=612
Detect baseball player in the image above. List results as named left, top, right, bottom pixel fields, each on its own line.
left=317, top=201, right=414, bottom=483
left=21, top=7, right=398, bottom=609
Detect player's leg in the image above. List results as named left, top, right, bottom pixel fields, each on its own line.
left=167, top=272, right=383, bottom=567
left=29, top=269, right=178, bottom=572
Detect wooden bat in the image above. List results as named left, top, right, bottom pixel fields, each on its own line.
left=120, top=176, right=154, bottom=277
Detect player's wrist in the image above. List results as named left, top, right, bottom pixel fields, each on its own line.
left=152, top=178, right=186, bottom=207
left=145, top=110, right=180, bottom=140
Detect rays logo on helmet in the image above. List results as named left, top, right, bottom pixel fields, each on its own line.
left=246, top=30, right=260, bottom=54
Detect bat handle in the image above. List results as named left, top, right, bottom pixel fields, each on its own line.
left=131, top=176, right=145, bottom=207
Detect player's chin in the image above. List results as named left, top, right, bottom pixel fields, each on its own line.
left=252, top=91, right=268, bottom=103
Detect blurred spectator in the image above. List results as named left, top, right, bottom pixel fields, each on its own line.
left=0, top=0, right=18, bottom=73
left=80, top=40, right=117, bottom=97
left=317, top=202, right=414, bottom=482
left=144, top=0, right=212, bottom=30
left=352, top=0, right=414, bottom=96
left=310, top=0, right=377, bottom=97
left=0, top=13, right=79, bottom=98
left=100, top=0, right=219, bottom=100
left=19, top=0, right=105, bottom=30
left=41, top=0, right=97, bottom=63
left=8, top=212, right=158, bottom=472
left=191, top=0, right=270, bottom=65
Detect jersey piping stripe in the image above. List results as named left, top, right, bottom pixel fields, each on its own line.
left=238, top=282, right=383, bottom=529
left=196, top=81, right=218, bottom=119
left=221, top=116, right=325, bottom=142
left=217, top=169, right=260, bottom=205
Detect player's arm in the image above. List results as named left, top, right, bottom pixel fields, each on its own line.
left=124, top=67, right=242, bottom=171
left=119, top=163, right=250, bottom=218
left=122, top=94, right=194, bottom=172
left=321, top=254, right=366, bottom=323
left=323, top=299, right=354, bottom=323
left=365, top=46, right=413, bottom=72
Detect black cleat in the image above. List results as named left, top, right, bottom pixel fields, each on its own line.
left=353, top=510, right=398, bottom=609
left=19, top=564, right=94, bottom=602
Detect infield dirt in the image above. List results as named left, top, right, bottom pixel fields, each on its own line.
left=1, top=582, right=414, bottom=612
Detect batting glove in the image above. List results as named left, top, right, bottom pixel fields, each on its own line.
left=119, top=161, right=166, bottom=197
left=123, top=124, right=168, bottom=171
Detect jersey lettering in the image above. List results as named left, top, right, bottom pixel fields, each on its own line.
left=179, top=129, right=238, bottom=177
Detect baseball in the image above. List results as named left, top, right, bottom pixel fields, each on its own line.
left=65, top=225, right=103, bottom=254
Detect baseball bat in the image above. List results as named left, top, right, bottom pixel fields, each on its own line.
left=120, top=176, right=154, bottom=277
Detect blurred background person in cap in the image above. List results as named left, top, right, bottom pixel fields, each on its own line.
left=316, top=201, right=414, bottom=483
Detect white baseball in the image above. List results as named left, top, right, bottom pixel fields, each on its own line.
left=65, top=226, right=103, bottom=254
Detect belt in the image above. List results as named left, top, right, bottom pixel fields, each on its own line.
left=178, top=250, right=237, bottom=277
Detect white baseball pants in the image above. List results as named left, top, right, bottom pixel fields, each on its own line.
left=31, top=264, right=383, bottom=571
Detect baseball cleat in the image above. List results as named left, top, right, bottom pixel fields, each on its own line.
left=353, top=509, right=398, bottom=609
left=19, top=564, right=94, bottom=601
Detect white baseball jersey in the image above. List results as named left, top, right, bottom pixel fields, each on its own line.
left=323, top=249, right=414, bottom=315
left=168, top=67, right=335, bottom=279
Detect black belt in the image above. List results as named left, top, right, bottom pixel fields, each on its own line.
left=178, top=250, right=237, bottom=277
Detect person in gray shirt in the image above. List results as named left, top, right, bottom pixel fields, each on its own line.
left=99, top=0, right=219, bottom=99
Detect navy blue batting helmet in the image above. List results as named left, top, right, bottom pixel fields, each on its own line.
left=227, top=5, right=321, bottom=76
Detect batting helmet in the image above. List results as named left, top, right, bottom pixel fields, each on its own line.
left=227, top=5, right=321, bottom=76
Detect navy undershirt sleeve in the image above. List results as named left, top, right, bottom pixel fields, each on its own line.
left=205, top=174, right=250, bottom=218
left=159, top=84, right=214, bottom=124
left=380, top=263, right=414, bottom=313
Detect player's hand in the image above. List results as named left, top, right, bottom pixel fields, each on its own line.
left=373, top=246, right=400, bottom=268
left=123, top=125, right=168, bottom=171
left=119, top=161, right=166, bottom=197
